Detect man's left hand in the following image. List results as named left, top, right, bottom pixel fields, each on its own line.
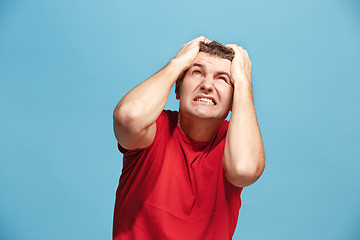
left=226, top=44, right=252, bottom=87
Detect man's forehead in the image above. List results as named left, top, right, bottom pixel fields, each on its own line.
left=191, top=52, right=231, bottom=70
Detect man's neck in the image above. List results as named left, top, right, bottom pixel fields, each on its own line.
left=178, top=113, right=224, bottom=142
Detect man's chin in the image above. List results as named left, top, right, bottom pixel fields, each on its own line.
left=190, top=111, right=227, bottom=121
left=179, top=105, right=229, bottom=120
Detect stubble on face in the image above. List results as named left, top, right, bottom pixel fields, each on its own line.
left=177, top=52, right=233, bottom=122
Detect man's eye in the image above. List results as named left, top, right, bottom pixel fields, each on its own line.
left=193, top=71, right=202, bottom=76
left=219, top=77, right=233, bottom=86
left=219, top=77, right=228, bottom=83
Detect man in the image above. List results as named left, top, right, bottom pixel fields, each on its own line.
left=112, top=36, right=265, bottom=239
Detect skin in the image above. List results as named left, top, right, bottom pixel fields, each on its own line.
left=222, top=44, right=265, bottom=187
left=113, top=36, right=265, bottom=187
left=175, top=52, right=233, bottom=141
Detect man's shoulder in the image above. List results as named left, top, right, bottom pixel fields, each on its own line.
left=162, top=109, right=178, bottom=118
left=160, top=109, right=178, bottom=127
left=217, top=120, right=229, bottom=139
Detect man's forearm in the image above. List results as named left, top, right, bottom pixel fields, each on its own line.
left=113, top=59, right=186, bottom=133
left=113, top=36, right=210, bottom=149
left=223, top=82, right=265, bottom=187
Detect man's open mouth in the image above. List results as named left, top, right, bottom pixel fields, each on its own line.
left=195, top=97, right=216, bottom=106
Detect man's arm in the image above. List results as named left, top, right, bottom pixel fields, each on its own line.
left=113, top=36, right=209, bottom=150
left=222, top=44, right=265, bottom=187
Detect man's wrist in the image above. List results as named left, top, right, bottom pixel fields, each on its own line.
left=233, top=80, right=253, bottom=99
left=233, top=77, right=252, bottom=89
left=169, top=58, right=191, bottom=72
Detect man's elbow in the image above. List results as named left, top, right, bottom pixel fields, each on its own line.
left=113, top=104, right=140, bottom=132
left=113, top=106, right=143, bottom=145
left=225, top=158, right=265, bottom=187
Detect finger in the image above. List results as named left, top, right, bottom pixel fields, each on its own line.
left=192, top=36, right=207, bottom=43
left=226, top=45, right=241, bottom=62
left=194, top=36, right=213, bottom=46
left=244, top=49, right=249, bottom=58
left=183, top=36, right=205, bottom=49
left=182, top=36, right=203, bottom=46
left=226, top=44, right=250, bottom=61
left=225, top=44, right=242, bottom=56
left=226, top=44, right=246, bottom=52
left=203, top=37, right=212, bottom=44
left=225, top=44, right=240, bottom=49
left=244, top=50, right=252, bottom=65
left=242, top=49, right=248, bottom=59
left=225, top=43, right=236, bottom=50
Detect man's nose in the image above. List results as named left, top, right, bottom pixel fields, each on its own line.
left=200, top=77, right=214, bottom=93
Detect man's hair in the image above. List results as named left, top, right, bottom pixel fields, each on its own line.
left=199, top=41, right=234, bottom=61
left=175, top=41, right=234, bottom=88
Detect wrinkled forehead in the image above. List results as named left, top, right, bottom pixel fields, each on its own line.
left=190, top=52, right=231, bottom=73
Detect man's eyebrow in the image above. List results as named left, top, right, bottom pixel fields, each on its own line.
left=190, top=63, right=231, bottom=79
left=190, top=63, right=204, bottom=68
left=217, top=71, right=231, bottom=79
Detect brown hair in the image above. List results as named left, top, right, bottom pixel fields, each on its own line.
left=175, top=40, right=234, bottom=97
left=199, top=41, right=234, bottom=61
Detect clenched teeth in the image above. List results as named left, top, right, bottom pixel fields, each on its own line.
left=196, top=98, right=215, bottom=106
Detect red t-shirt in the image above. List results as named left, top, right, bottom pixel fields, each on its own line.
left=113, top=110, right=242, bottom=240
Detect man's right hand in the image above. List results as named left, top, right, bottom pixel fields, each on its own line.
left=113, top=37, right=210, bottom=150
left=173, top=36, right=211, bottom=69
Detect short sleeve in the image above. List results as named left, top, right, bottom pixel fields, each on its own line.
left=116, top=110, right=173, bottom=155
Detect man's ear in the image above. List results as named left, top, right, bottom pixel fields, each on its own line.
left=175, top=70, right=188, bottom=99
left=229, top=91, right=234, bottom=112
left=175, top=79, right=181, bottom=100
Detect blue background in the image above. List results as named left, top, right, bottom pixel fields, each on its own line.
left=1, top=0, right=359, bottom=239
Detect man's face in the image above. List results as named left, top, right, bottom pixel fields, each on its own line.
left=176, top=52, right=233, bottom=121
